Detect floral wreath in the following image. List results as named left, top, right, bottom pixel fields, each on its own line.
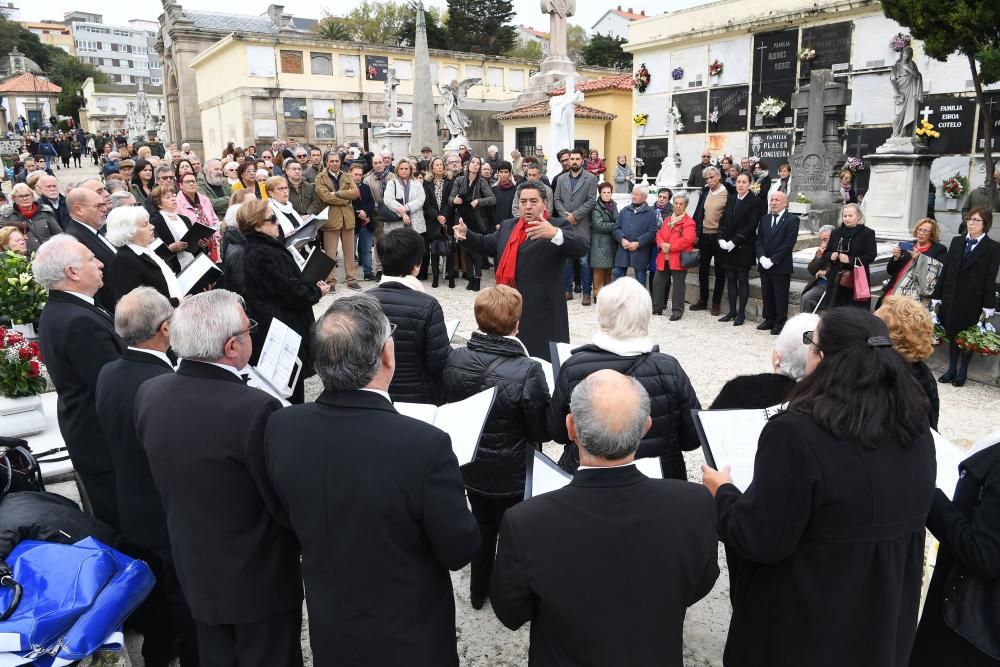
left=708, top=60, right=723, bottom=77
left=916, top=119, right=940, bottom=140
left=799, top=48, right=816, bottom=63
left=889, top=33, right=911, bottom=52
left=633, top=113, right=649, bottom=127
left=634, top=64, right=651, bottom=93
left=671, top=67, right=684, bottom=81
left=669, top=104, right=684, bottom=133
left=756, top=96, right=786, bottom=119
left=843, top=157, right=865, bottom=172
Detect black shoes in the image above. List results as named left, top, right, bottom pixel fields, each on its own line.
left=770, top=324, right=784, bottom=335
left=733, top=316, right=745, bottom=326
left=669, top=312, right=682, bottom=321
left=718, top=312, right=736, bottom=322
left=448, top=277, right=456, bottom=289
left=466, top=278, right=481, bottom=291
left=363, top=272, right=378, bottom=281
left=755, top=321, right=774, bottom=331
left=689, top=302, right=708, bottom=311
left=938, top=370, right=956, bottom=384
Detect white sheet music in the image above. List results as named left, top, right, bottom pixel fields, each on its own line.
left=696, top=407, right=780, bottom=492
left=446, top=319, right=460, bottom=342
left=175, top=253, right=218, bottom=295
left=553, top=342, right=578, bottom=368
left=934, top=430, right=967, bottom=501
left=254, top=318, right=302, bottom=397
left=528, top=449, right=572, bottom=497
left=243, top=366, right=292, bottom=407
left=531, top=357, right=555, bottom=395
left=395, top=386, right=495, bottom=466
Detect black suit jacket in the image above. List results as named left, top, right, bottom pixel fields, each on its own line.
left=94, top=349, right=173, bottom=549
left=134, top=360, right=302, bottom=625
left=64, top=219, right=117, bottom=308
left=265, top=389, right=479, bottom=666
left=491, top=465, right=719, bottom=666
left=37, top=291, right=124, bottom=475
left=754, top=210, right=801, bottom=275
left=104, top=245, right=177, bottom=313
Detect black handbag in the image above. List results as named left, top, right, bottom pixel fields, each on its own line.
left=680, top=249, right=700, bottom=269
left=377, top=201, right=403, bottom=223
left=943, top=462, right=1000, bottom=659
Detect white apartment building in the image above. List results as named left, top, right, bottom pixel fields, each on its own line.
left=68, top=12, right=160, bottom=86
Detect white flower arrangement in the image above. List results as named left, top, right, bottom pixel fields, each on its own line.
left=756, top=96, right=785, bottom=119
left=669, top=104, right=684, bottom=133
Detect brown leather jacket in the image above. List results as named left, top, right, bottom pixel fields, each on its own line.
left=313, top=169, right=358, bottom=230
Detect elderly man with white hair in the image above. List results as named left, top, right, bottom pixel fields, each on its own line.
left=547, top=276, right=701, bottom=478
left=34, top=234, right=125, bottom=529
left=34, top=172, right=71, bottom=229
left=711, top=312, right=821, bottom=410
left=104, top=205, right=181, bottom=310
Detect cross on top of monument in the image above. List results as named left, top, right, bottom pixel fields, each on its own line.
left=919, top=105, right=933, bottom=123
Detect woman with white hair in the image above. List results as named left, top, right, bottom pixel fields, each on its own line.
left=711, top=312, right=821, bottom=409
left=822, top=203, right=877, bottom=309
left=104, top=206, right=182, bottom=312
left=547, top=276, right=701, bottom=479
left=0, top=182, right=62, bottom=253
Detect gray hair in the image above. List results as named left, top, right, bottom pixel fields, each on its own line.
left=702, top=166, right=721, bottom=179
left=818, top=224, right=836, bottom=236
left=570, top=371, right=650, bottom=460
left=106, top=179, right=128, bottom=194
left=672, top=192, right=689, bottom=206
left=774, top=312, right=821, bottom=381
left=169, top=290, right=246, bottom=362
left=842, top=202, right=865, bottom=224
left=31, top=234, right=85, bottom=289
left=596, top=275, right=652, bottom=339
left=312, top=295, right=391, bottom=391
left=631, top=184, right=648, bottom=197
left=110, top=191, right=136, bottom=209
left=104, top=206, right=150, bottom=247
left=114, top=287, right=173, bottom=346
left=154, top=165, right=175, bottom=180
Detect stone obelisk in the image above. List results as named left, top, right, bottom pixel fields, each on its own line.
left=409, top=4, right=439, bottom=155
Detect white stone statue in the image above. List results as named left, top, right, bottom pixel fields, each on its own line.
left=437, top=77, right=480, bottom=139
left=540, top=0, right=576, bottom=61
left=547, top=75, right=582, bottom=179
left=890, top=46, right=923, bottom=138
left=384, top=68, right=399, bottom=127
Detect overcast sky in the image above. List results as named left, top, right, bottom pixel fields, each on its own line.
left=19, top=0, right=661, bottom=32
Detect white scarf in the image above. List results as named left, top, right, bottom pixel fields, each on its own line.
left=379, top=274, right=425, bottom=292
left=128, top=242, right=182, bottom=299
left=270, top=199, right=303, bottom=236
left=592, top=331, right=655, bottom=357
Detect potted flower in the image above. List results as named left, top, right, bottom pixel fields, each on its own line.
left=668, top=104, right=684, bottom=133
left=789, top=192, right=812, bottom=215
left=941, top=173, right=969, bottom=210
left=0, top=326, right=47, bottom=438
left=633, top=64, right=651, bottom=93
left=889, top=33, right=911, bottom=52
left=0, top=250, right=46, bottom=340
left=756, top=96, right=786, bottom=119
left=799, top=48, right=817, bottom=63
left=708, top=60, right=723, bottom=78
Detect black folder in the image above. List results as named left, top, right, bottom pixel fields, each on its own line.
left=299, top=247, right=336, bottom=284
left=284, top=215, right=324, bottom=249
left=176, top=254, right=223, bottom=295
left=179, top=222, right=216, bottom=247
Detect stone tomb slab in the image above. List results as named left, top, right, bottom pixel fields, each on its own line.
left=750, top=29, right=798, bottom=130
left=863, top=153, right=936, bottom=240
left=922, top=95, right=976, bottom=155
left=975, top=92, right=1000, bottom=152
left=801, top=22, right=853, bottom=75
left=637, top=138, right=671, bottom=180
left=708, top=85, right=750, bottom=133
left=749, top=130, right=794, bottom=172
left=708, top=36, right=753, bottom=87
left=673, top=91, right=708, bottom=135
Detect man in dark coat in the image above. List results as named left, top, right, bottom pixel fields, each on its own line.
left=36, top=173, right=72, bottom=229
left=456, top=181, right=589, bottom=357
left=95, top=288, right=198, bottom=667
left=612, top=186, right=660, bottom=285
left=134, top=290, right=303, bottom=666
left=367, top=228, right=451, bottom=404
left=34, top=235, right=124, bottom=529
left=265, top=295, right=479, bottom=666
left=687, top=149, right=712, bottom=189
left=754, top=190, right=800, bottom=335
left=492, top=370, right=719, bottom=666
left=691, top=168, right=736, bottom=315
left=63, top=187, right=117, bottom=309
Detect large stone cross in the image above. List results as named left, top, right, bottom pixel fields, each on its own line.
left=788, top=69, right=851, bottom=212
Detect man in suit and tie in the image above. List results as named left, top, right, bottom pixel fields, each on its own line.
left=456, top=182, right=589, bottom=357
left=95, top=287, right=198, bottom=667
left=265, top=295, right=479, bottom=666
left=554, top=148, right=599, bottom=305
left=755, top=190, right=801, bottom=335
left=491, top=369, right=719, bottom=666
left=33, top=234, right=124, bottom=528
left=64, top=187, right=117, bottom=309
left=134, top=290, right=303, bottom=666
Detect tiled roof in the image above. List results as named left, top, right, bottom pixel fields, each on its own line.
left=518, top=24, right=548, bottom=39
left=0, top=73, right=61, bottom=94
left=187, top=11, right=278, bottom=34
left=496, top=102, right=616, bottom=121
left=613, top=8, right=648, bottom=20
left=549, top=73, right=634, bottom=95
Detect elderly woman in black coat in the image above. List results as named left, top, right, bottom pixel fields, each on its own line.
left=703, top=307, right=936, bottom=667
left=442, top=284, right=549, bottom=610
left=718, top=172, right=765, bottom=325
left=238, top=199, right=329, bottom=404
left=932, top=207, right=1000, bottom=387
left=911, top=438, right=1000, bottom=666
left=548, top=276, right=701, bottom=478
left=822, top=203, right=877, bottom=309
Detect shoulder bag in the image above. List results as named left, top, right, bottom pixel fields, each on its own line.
left=377, top=182, right=404, bottom=223
left=851, top=258, right=871, bottom=302
left=680, top=249, right=701, bottom=269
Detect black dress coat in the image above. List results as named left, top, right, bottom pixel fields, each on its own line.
left=242, top=230, right=322, bottom=374
left=718, top=192, right=765, bottom=269
left=716, top=412, right=936, bottom=667
left=367, top=281, right=451, bottom=404
left=37, top=291, right=124, bottom=478
left=64, top=219, right=118, bottom=309
left=449, top=175, right=495, bottom=233
left=264, top=389, right=479, bottom=666
left=822, top=223, right=878, bottom=308
left=104, top=245, right=177, bottom=312
left=442, top=332, right=549, bottom=496
left=94, top=349, right=173, bottom=550
left=460, top=217, right=589, bottom=357
left=932, top=235, right=1000, bottom=338
left=491, top=466, right=719, bottom=667
left=548, top=345, right=701, bottom=479
left=710, top=372, right=797, bottom=410
left=911, top=441, right=1000, bottom=666
left=148, top=210, right=193, bottom=274
left=134, top=360, right=302, bottom=626
left=423, top=177, right=454, bottom=241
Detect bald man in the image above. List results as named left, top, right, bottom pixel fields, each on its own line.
left=77, top=177, right=112, bottom=217
left=491, top=370, right=719, bottom=666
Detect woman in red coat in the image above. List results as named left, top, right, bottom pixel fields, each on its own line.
left=651, top=192, right=696, bottom=320
left=585, top=149, right=606, bottom=178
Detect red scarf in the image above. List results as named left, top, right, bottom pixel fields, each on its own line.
left=496, top=218, right=527, bottom=287
left=17, top=202, right=39, bottom=220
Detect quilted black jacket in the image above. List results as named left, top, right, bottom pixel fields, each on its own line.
left=548, top=344, right=701, bottom=479
left=442, top=332, right=549, bottom=496
left=368, top=281, right=451, bottom=404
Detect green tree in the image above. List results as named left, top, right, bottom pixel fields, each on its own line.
left=447, top=0, right=516, bottom=56
left=882, top=0, right=1000, bottom=206
left=314, top=16, right=351, bottom=41
left=567, top=24, right=587, bottom=64
left=344, top=0, right=410, bottom=46
left=396, top=7, right=449, bottom=49
left=504, top=40, right=543, bottom=62
left=583, top=33, right=631, bottom=71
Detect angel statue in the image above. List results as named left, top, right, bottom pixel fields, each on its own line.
left=437, top=78, right=480, bottom=139
left=383, top=68, right=399, bottom=127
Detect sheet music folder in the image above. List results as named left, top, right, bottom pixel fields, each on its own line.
left=179, top=222, right=216, bottom=246
left=175, top=253, right=222, bottom=296
left=300, top=247, right=336, bottom=283
left=394, top=386, right=496, bottom=466
left=284, top=215, right=325, bottom=249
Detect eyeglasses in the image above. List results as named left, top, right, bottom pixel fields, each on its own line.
left=232, top=318, right=258, bottom=339
left=159, top=175, right=175, bottom=181
left=264, top=215, right=278, bottom=224
left=273, top=186, right=289, bottom=191
left=802, top=331, right=817, bottom=347
left=387, top=322, right=397, bottom=339
left=968, top=217, right=984, bottom=224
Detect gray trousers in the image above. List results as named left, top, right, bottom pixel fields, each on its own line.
left=799, top=281, right=828, bottom=314
left=652, top=269, right=688, bottom=314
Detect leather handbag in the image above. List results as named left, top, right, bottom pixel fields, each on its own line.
left=376, top=201, right=403, bottom=224
left=680, top=249, right=701, bottom=269
left=852, top=259, right=871, bottom=302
